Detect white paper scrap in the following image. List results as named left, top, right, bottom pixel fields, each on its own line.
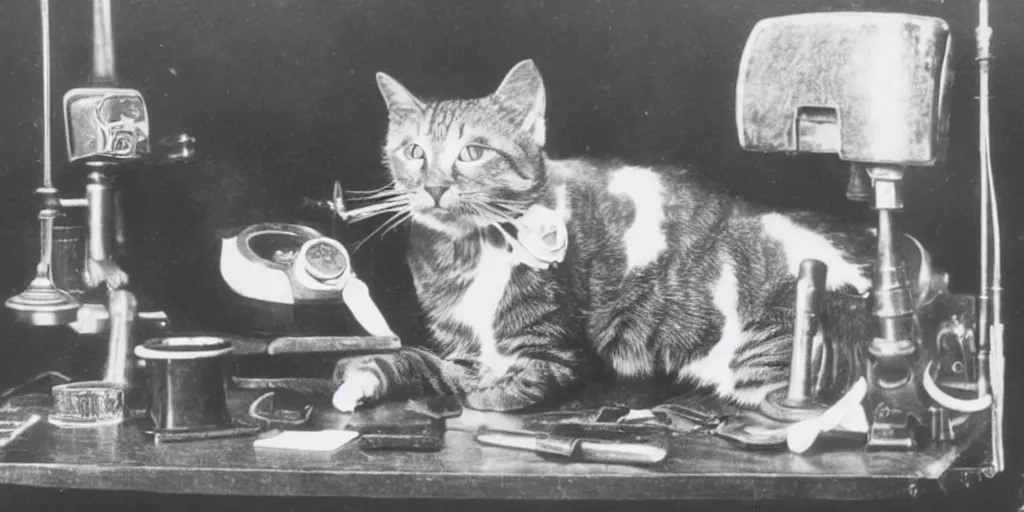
left=253, top=430, right=360, bottom=452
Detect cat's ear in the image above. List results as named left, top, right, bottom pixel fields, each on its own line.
left=492, top=59, right=546, bottom=146
left=376, top=72, right=425, bottom=120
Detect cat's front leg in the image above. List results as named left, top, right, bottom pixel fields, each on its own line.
left=331, top=345, right=586, bottom=413
left=331, top=347, right=472, bottom=412
left=465, top=351, right=586, bottom=412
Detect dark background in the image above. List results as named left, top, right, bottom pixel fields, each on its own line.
left=0, top=0, right=1021, bottom=510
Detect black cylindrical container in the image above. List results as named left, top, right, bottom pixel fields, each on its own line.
left=134, top=336, right=234, bottom=433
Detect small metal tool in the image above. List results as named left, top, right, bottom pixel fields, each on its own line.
left=651, top=403, right=726, bottom=433
left=475, top=424, right=669, bottom=466
left=248, top=390, right=315, bottom=428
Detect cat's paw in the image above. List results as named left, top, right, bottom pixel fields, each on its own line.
left=332, top=371, right=381, bottom=412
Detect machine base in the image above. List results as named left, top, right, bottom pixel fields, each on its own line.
left=866, top=293, right=979, bottom=450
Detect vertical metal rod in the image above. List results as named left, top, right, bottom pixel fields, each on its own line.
left=976, top=2, right=991, bottom=397
left=41, top=0, right=52, bottom=188
left=92, top=0, right=116, bottom=83
left=103, top=290, right=138, bottom=384
left=86, top=171, right=114, bottom=261
left=976, top=0, right=1003, bottom=474
left=38, top=0, right=57, bottom=282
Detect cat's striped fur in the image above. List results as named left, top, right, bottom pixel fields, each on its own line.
left=331, top=59, right=888, bottom=412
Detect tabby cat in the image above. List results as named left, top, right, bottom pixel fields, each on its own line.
left=331, top=59, right=888, bottom=413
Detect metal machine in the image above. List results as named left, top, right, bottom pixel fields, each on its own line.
left=5, top=0, right=398, bottom=420
left=735, top=6, right=1003, bottom=470
left=5, top=0, right=194, bottom=421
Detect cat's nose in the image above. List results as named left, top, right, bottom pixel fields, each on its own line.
left=424, top=186, right=450, bottom=206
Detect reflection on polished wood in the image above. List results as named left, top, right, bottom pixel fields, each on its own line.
left=0, top=390, right=990, bottom=501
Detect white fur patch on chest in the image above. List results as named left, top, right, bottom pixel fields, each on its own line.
left=451, top=243, right=517, bottom=381
left=760, top=213, right=871, bottom=293
left=607, top=166, right=667, bottom=270
left=679, top=262, right=750, bottom=396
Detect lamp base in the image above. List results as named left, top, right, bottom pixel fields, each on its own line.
left=5, top=277, right=81, bottom=326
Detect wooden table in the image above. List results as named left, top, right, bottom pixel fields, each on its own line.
left=0, top=390, right=996, bottom=501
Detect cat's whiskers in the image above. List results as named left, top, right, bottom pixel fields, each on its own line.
left=458, top=193, right=517, bottom=216
left=346, top=198, right=408, bottom=215
left=462, top=193, right=530, bottom=219
left=345, top=181, right=399, bottom=196
left=348, top=194, right=410, bottom=207
left=489, top=201, right=528, bottom=218
left=350, top=208, right=414, bottom=254
left=346, top=191, right=411, bottom=205
left=463, top=199, right=517, bottom=225
left=479, top=204, right=518, bottom=224
left=379, top=211, right=414, bottom=239
left=344, top=197, right=413, bottom=223
left=460, top=202, right=524, bottom=249
left=491, top=196, right=532, bottom=207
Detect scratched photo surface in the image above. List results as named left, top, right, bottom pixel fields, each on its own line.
left=0, top=0, right=1021, bottom=511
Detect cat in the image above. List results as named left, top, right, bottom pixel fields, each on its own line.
left=329, top=59, right=918, bottom=413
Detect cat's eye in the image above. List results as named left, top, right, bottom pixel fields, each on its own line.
left=404, top=144, right=425, bottom=160
left=457, top=145, right=486, bottom=162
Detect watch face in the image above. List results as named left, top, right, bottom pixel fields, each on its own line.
left=304, top=240, right=348, bottom=280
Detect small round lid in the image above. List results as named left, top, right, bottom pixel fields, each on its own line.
left=134, top=336, right=234, bottom=360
